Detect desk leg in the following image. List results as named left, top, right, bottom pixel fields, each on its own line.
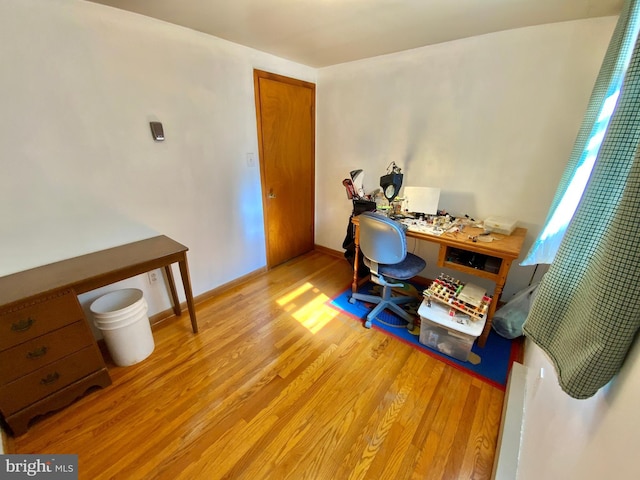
left=164, top=265, right=181, bottom=317
left=351, top=224, right=360, bottom=295
left=178, top=254, right=198, bottom=333
left=478, top=258, right=513, bottom=347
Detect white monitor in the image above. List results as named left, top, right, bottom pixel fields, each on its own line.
left=403, top=186, right=440, bottom=215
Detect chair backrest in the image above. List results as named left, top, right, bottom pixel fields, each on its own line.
left=358, top=212, right=407, bottom=265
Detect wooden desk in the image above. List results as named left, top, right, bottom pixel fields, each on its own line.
left=351, top=217, right=526, bottom=347
left=0, top=235, right=197, bottom=435
left=0, top=235, right=198, bottom=334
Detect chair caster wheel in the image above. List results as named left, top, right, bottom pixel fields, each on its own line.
left=364, top=320, right=372, bottom=329
left=407, top=323, right=414, bottom=331
left=348, top=297, right=357, bottom=304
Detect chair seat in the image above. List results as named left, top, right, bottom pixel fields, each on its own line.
left=364, top=252, right=426, bottom=280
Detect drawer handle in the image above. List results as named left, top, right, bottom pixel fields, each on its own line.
left=27, top=346, right=48, bottom=359
left=11, top=317, right=35, bottom=332
left=40, top=372, right=60, bottom=386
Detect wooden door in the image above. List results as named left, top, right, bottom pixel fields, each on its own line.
left=254, top=70, right=315, bottom=268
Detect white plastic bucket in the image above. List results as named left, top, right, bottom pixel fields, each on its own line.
left=90, top=288, right=155, bottom=367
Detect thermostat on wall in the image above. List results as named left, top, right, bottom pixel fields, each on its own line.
left=150, top=121, right=164, bottom=141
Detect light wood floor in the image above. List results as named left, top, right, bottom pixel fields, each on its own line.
left=8, top=251, right=505, bottom=479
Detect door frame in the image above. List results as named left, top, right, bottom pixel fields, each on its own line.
left=253, top=69, right=316, bottom=268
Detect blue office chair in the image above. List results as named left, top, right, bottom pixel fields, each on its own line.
left=349, top=212, right=426, bottom=329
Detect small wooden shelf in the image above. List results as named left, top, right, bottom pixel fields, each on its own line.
left=438, top=246, right=502, bottom=281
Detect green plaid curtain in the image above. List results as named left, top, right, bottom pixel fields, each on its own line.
left=523, top=0, right=640, bottom=399
left=521, top=0, right=639, bottom=266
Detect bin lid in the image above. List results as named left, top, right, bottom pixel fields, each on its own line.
left=418, top=300, right=486, bottom=337
left=90, top=288, right=144, bottom=315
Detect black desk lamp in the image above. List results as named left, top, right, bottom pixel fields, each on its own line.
left=380, top=162, right=403, bottom=203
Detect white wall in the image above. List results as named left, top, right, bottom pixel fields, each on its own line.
left=518, top=338, right=640, bottom=480
left=0, top=0, right=315, bottom=319
left=315, top=17, right=616, bottom=299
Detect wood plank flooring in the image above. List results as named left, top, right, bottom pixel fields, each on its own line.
left=8, top=251, right=504, bottom=479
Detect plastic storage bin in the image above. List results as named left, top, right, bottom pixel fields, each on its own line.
left=484, top=216, right=517, bottom=235
left=90, top=288, right=155, bottom=367
left=417, top=299, right=486, bottom=362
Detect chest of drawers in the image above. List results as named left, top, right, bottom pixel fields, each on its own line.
left=0, top=289, right=111, bottom=436
left=0, top=236, right=196, bottom=436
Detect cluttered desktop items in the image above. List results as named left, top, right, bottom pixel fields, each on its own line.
left=341, top=167, right=447, bottom=236
left=343, top=162, right=405, bottom=205
left=342, top=165, right=439, bottom=217
left=341, top=166, right=517, bottom=240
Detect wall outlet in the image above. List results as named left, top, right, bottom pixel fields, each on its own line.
left=148, top=271, right=159, bottom=284
left=247, top=152, right=256, bottom=167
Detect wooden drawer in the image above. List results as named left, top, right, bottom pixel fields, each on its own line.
left=0, top=321, right=95, bottom=385
left=0, top=291, right=84, bottom=350
left=0, top=346, right=104, bottom=416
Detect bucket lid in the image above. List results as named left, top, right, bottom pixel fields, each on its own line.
left=90, top=288, right=144, bottom=315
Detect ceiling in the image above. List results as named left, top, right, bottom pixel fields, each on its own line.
left=87, top=0, right=623, bottom=67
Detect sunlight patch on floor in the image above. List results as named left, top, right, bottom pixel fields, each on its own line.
left=277, top=282, right=314, bottom=306
left=276, top=282, right=339, bottom=334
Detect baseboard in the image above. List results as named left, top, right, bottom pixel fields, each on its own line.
left=149, top=266, right=268, bottom=327
left=491, top=361, right=527, bottom=480
left=313, top=244, right=344, bottom=259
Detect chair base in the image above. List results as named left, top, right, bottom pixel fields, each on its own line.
left=350, top=283, right=419, bottom=330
